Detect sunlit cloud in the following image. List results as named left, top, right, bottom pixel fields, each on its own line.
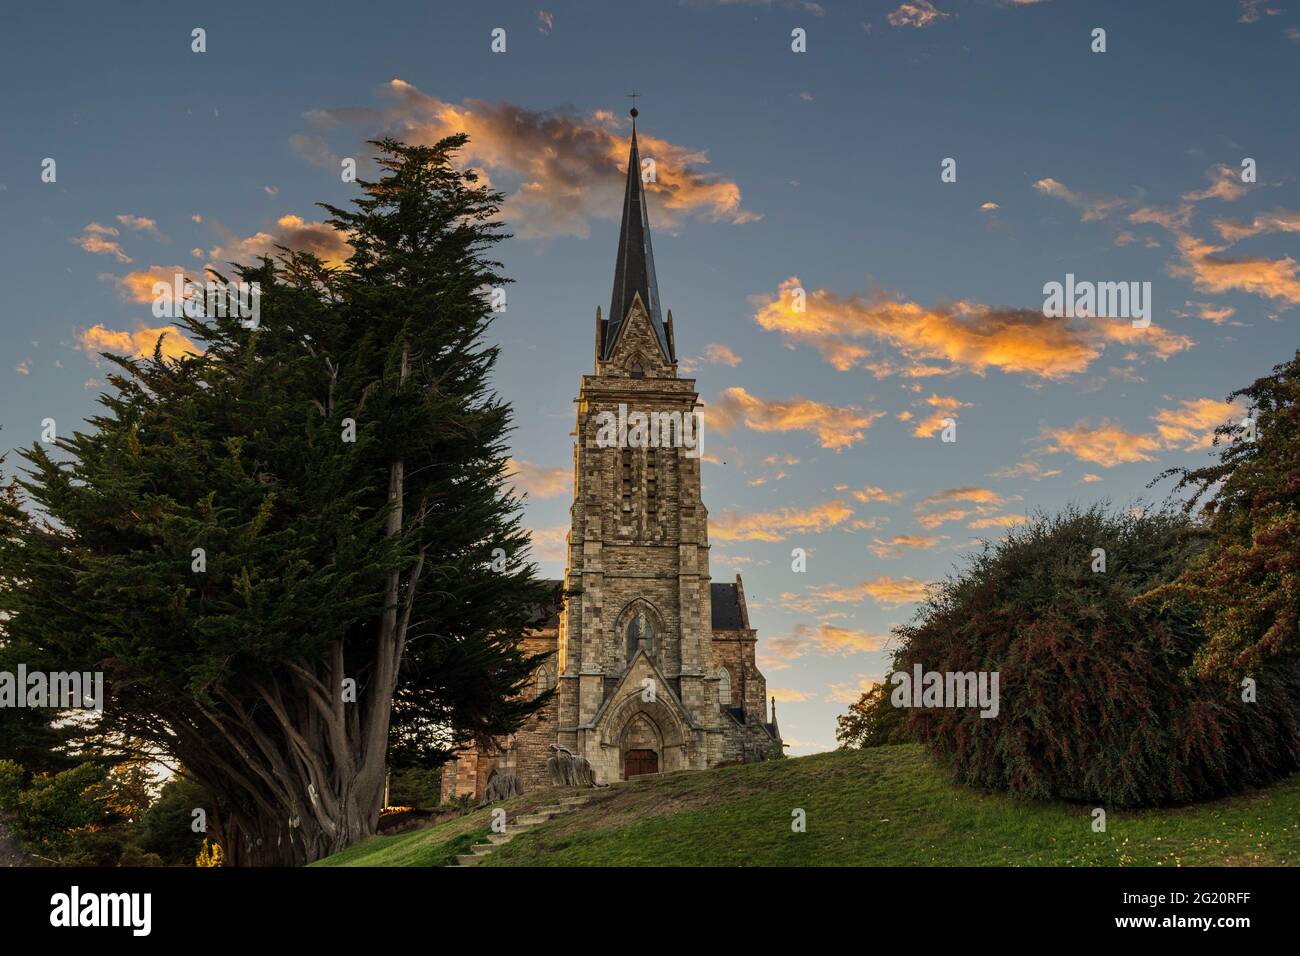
left=103, top=263, right=199, bottom=304
left=506, top=458, right=570, bottom=498
left=1039, top=418, right=1164, bottom=467
left=1152, top=397, right=1246, bottom=450
left=116, top=214, right=165, bottom=240
left=1182, top=163, right=1250, bottom=203
left=209, top=214, right=352, bottom=269
left=988, top=459, right=1061, bottom=480
left=709, top=386, right=884, bottom=450
left=1170, top=231, right=1300, bottom=306
left=753, top=277, right=1190, bottom=381
left=701, top=343, right=742, bottom=366
left=850, top=485, right=905, bottom=504
left=78, top=324, right=200, bottom=361
left=967, top=514, right=1025, bottom=530
left=301, top=80, right=758, bottom=240
left=869, top=534, right=943, bottom=558
left=74, top=223, right=131, bottom=263
left=825, top=675, right=884, bottom=705
left=770, top=687, right=816, bottom=703
left=526, top=525, right=569, bottom=565
left=1040, top=396, right=1245, bottom=467
left=917, top=487, right=1003, bottom=508
left=801, top=576, right=933, bottom=609
left=1213, top=208, right=1300, bottom=242
left=887, top=1, right=952, bottom=28
left=712, top=499, right=854, bottom=542
left=1033, top=177, right=1124, bottom=222
left=911, top=393, right=971, bottom=438
left=759, top=622, right=890, bottom=671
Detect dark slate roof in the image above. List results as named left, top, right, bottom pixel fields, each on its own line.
left=604, top=117, right=672, bottom=362
left=710, top=582, right=743, bottom=630
left=532, top=580, right=565, bottom=628
left=536, top=579, right=744, bottom=631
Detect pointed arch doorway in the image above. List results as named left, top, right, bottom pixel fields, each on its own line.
left=620, top=712, right=662, bottom=779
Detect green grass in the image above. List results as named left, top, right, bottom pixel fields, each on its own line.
left=319, top=745, right=1300, bottom=867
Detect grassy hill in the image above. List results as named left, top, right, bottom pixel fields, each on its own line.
left=314, top=744, right=1300, bottom=867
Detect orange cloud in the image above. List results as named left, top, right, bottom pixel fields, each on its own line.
left=770, top=687, right=816, bottom=703
left=915, top=508, right=969, bottom=529
left=989, top=460, right=1061, bottom=480
left=105, top=264, right=204, bottom=304
left=1171, top=231, right=1300, bottom=305
left=506, top=459, right=570, bottom=498
left=1178, top=301, right=1238, bottom=325
left=304, top=80, right=758, bottom=239
left=918, top=486, right=1002, bottom=508
left=116, top=214, right=164, bottom=239
left=888, top=1, right=951, bottom=28
left=912, top=393, right=971, bottom=437
left=1182, top=164, right=1249, bottom=203
left=74, top=223, right=131, bottom=263
left=753, top=277, right=1188, bottom=381
left=1033, top=177, right=1124, bottom=222
left=709, top=386, right=883, bottom=450
left=870, top=534, right=942, bottom=558
left=701, top=343, right=742, bottom=366
left=209, top=214, right=352, bottom=269
left=1213, top=208, right=1300, bottom=242
left=968, top=514, right=1025, bottom=530
left=1040, top=418, right=1164, bottom=468
left=825, top=675, right=885, bottom=705
left=1152, top=397, right=1246, bottom=450
left=527, top=525, right=569, bottom=566
left=759, top=623, right=890, bottom=671
left=1039, top=394, right=1246, bottom=469
left=851, top=485, right=905, bottom=504
left=78, top=324, right=199, bottom=361
left=711, top=500, right=854, bottom=542
left=801, top=576, right=933, bottom=609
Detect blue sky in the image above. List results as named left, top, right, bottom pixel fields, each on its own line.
left=2, top=0, right=1298, bottom=753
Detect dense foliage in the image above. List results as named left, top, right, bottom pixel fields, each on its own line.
left=1147, top=349, right=1300, bottom=679
left=876, top=507, right=1300, bottom=806
left=835, top=681, right=909, bottom=749
left=0, top=136, right=550, bottom=864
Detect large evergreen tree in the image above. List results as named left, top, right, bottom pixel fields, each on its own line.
left=0, top=136, right=550, bottom=865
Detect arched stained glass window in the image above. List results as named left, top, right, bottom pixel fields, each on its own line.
left=719, top=667, right=732, bottom=705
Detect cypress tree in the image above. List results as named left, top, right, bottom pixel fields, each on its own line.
left=0, top=136, right=550, bottom=865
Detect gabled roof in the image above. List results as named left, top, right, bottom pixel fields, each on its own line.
left=604, top=111, right=672, bottom=362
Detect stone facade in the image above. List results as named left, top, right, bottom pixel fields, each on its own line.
left=439, top=116, right=781, bottom=804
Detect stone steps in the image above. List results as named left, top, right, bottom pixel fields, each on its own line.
left=447, top=791, right=596, bottom=867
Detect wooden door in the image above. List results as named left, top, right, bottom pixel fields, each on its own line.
left=624, top=749, right=659, bottom=779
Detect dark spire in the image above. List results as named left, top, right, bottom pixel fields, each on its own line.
left=605, top=108, right=672, bottom=361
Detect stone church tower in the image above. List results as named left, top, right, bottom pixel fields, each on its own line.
left=440, top=111, right=781, bottom=802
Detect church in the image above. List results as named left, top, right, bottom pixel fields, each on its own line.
left=441, top=110, right=782, bottom=802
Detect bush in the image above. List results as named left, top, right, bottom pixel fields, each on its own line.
left=892, top=505, right=1300, bottom=807
left=835, top=682, right=911, bottom=748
